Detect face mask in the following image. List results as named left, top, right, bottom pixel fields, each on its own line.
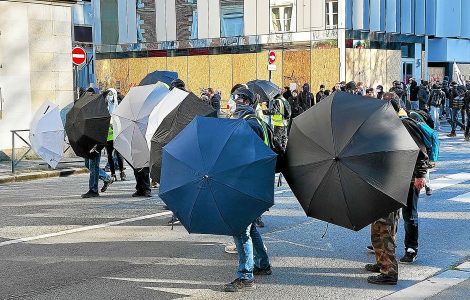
left=106, top=94, right=114, bottom=103
left=228, top=95, right=237, bottom=113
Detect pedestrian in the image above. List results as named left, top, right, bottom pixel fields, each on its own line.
left=447, top=82, right=466, bottom=137
left=417, top=81, right=430, bottom=111
left=428, top=84, right=445, bottom=131
left=409, top=78, right=420, bottom=110
left=224, top=87, right=272, bottom=293
left=315, top=84, right=326, bottom=104
left=365, top=88, right=375, bottom=97
left=105, top=88, right=126, bottom=181
left=282, top=86, right=292, bottom=100
left=345, top=81, right=357, bottom=94
left=298, top=83, right=313, bottom=111
left=376, top=85, right=384, bottom=99
left=356, top=82, right=365, bottom=96
left=390, top=80, right=407, bottom=109
left=81, top=89, right=114, bottom=198
left=208, top=87, right=222, bottom=117
left=464, top=83, right=470, bottom=141
left=366, top=93, right=428, bottom=285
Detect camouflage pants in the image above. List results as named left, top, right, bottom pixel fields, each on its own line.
left=273, top=126, right=288, bottom=150
left=371, top=210, right=400, bottom=277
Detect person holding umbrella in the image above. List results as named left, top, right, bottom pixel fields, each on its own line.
left=367, top=93, right=428, bottom=285
left=223, top=87, right=272, bottom=293
left=105, top=88, right=126, bottom=181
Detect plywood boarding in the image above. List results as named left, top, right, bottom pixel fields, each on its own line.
left=356, top=49, right=371, bottom=87
left=95, top=59, right=112, bottom=91
left=209, top=54, right=233, bottom=105
left=233, top=53, right=257, bottom=85
left=128, top=58, right=150, bottom=88
left=345, top=48, right=355, bottom=83
left=167, top=56, right=188, bottom=84
left=109, top=59, right=130, bottom=94
left=256, top=51, right=270, bottom=82
left=311, top=48, right=340, bottom=93
left=386, top=50, right=402, bottom=91
left=370, top=49, right=387, bottom=89
left=283, top=50, right=311, bottom=89
left=146, top=57, right=168, bottom=75
left=187, top=55, right=209, bottom=94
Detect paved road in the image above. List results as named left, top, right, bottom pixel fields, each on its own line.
left=0, top=129, right=469, bottom=299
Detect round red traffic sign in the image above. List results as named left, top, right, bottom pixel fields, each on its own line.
left=72, top=47, right=87, bottom=65
left=268, top=51, right=276, bottom=64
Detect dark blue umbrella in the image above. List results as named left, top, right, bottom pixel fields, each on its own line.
left=139, top=71, right=178, bottom=86
left=159, top=116, right=277, bottom=236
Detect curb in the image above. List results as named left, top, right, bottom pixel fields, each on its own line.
left=0, top=168, right=89, bottom=184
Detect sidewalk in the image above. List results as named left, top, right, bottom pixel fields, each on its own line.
left=0, top=158, right=88, bottom=184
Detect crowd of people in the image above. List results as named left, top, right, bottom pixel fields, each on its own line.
left=76, top=74, right=460, bottom=292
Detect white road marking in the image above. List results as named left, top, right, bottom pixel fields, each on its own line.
left=382, top=268, right=470, bottom=300
left=424, top=172, right=470, bottom=194
left=449, top=192, right=470, bottom=203
left=274, top=189, right=291, bottom=195
left=0, top=211, right=172, bottom=247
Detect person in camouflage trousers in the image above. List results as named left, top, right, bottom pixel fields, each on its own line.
left=366, top=211, right=400, bottom=284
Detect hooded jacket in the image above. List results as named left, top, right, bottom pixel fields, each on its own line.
left=299, top=84, right=313, bottom=111
left=234, top=105, right=265, bottom=140
left=401, top=118, right=429, bottom=179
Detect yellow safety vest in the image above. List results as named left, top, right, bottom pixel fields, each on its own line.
left=243, top=115, right=270, bottom=146
left=272, top=99, right=287, bottom=127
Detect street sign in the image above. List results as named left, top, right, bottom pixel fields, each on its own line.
left=72, top=47, right=87, bottom=65
left=268, top=51, right=276, bottom=64
left=268, top=64, right=277, bottom=71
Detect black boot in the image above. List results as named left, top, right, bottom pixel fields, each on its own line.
left=367, top=273, right=398, bottom=285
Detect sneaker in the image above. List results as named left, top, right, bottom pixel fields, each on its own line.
left=425, top=186, right=433, bottom=196
left=104, top=166, right=110, bottom=172
left=253, top=266, right=272, bottom=276
left=447, top=132, right=457, bottom=137
left=101, top=177, right=114, bottom=193
left=111, top=174, right=117, bottom=182
left=255, top=216, right=265, bottom=228
left=365, top=264, right=381, bottom=273
left=367, top=274, right=398, bottom=285
left=224, top=243, right=238, bottom=254
left=167, top=217, right=181, bottom=226
left=366, top=245, right=375, bottom=253
left=223, top=278, right=256, bottom=292
left=120, top=172, right=126, bottom=181
left=132, top=190, right=151, bottom=197
left=81, top=190, right=99, bottom=198
left=151, top=180, right=158, bottom=188
left=465, top=136, right=470, bottom=142
left=400, top=248, right=417, bottom=264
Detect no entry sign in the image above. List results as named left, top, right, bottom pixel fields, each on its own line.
left=268, top=51, right=276, bottom=64
left=72, top=47, right=87, bottom=65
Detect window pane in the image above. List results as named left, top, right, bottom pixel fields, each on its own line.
left=220, top=0, right=244, bottom=37
left=333, top=2, right=338, bottom=13
left=270, top=0, right=296, bottom=33
left=176, top=0, right=198, bottom=41
left=272, top=8, right=281, bottom=32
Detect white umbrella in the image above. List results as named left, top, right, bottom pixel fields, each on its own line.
left=113, top=83, right=169, bottom=169
left=29, top=101, right=65, bottom=169
left=145, top=88, right=188, bottom=150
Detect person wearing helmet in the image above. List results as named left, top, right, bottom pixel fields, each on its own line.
left=345, top=81, right=357, bottom=93
left=224, top=86, right=272, bottom=293
left=376, top=85, right=384, bottom=99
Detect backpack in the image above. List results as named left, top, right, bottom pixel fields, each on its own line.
left=415, top=121, right=440, bottom=162
left=410, top=110, right=435, bottom=129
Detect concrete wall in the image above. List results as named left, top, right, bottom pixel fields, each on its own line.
left=0, top=1, right=74, bottom=151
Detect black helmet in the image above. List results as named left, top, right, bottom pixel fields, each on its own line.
left=170, top=78, right=186, bottom=90
left=345, top=81, right=357, bottom=91
left=376, top=85, right=384, bottom=91
left=233, top=88, right=255, bottom=104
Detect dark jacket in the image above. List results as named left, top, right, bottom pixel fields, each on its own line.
left=299, top=84, right=313, bottom=111
left=401, top=118, right=429, bottom=179
left=428, top=89, right=445, bottom=107
left=288, top=95, right=303, bottom=118
left=210, top=93, right=221, bottom=111
left=450, top=86, right=465, bottom=109
left=315, top=91, right=325, bottom=105
left=417, top=85, right=430, bottom=109
left=235, top=105, right=265, bottom=140
left=410, top=82, right=419, bottom=101
left=390, top=86, right=406, bottom=101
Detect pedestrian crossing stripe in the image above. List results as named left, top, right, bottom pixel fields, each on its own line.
left=422, top=172, right=470, bottom=194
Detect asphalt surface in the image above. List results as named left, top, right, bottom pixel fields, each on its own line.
left=0, top=127, right=469, bottom=299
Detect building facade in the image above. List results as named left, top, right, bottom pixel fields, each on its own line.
left=0, top=0, right=76, bottom=152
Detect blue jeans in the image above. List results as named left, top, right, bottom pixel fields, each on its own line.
left=85, top=155, right=110, bottom=193
left=233, top=222, right=270, bottom=281
left=450, top=108, right=465, bottom=132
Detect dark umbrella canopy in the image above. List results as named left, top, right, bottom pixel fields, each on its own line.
left=149, top=92, right=217, bottom=182
left=247, top=80, right=281, bottom=103
left=139, top=71, right=178, bottom=86
left=65, top=93, right=110, bottom=159
left=284, top=92, right=420, bottom=231
left=159, top=117, right=277, bottom=236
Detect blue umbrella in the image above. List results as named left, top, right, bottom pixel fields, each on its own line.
left=159, top=116, right=277, bottom=236
left=139, top=71, right=178, bottom=86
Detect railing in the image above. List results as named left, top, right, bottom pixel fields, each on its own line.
left=10, top=130, right=32, bottom=174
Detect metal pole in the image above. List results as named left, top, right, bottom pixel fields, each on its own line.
left=11, top=131, right=15, bottom=173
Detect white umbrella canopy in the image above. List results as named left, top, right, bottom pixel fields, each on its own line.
left=145, top=88, right=188, bottom=150
left=29, top=101, right=65, bottom=169
left=113, top=83, right=169, bottom=169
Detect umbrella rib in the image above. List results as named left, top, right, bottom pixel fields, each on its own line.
left=211, top=177, right=274, bottom=206
left=306, top=162, right=335, bottom=215
left=207, top=181, right=236, bottom=233
left=187, top=179, right=205, bottom=233
left=334, top=163, right=355, bottom=229
left=341, top=149, right=418, bottom=159
left=337, top=104, right=387, bottom=157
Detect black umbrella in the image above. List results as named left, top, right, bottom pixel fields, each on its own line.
left=247, top=80, right=281, bottom=103
left=284, top=92, right=420, bottom=231
left=149, top=91, right=217, bottom=182
left=65, top=93, right=110, bottom=159
left=139, top=71, right=178, bottom=86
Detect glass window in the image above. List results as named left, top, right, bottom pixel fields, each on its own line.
left=220, top=0, right=244, bottom=37
left=176, top=0, right=198, bottom=41
left=325, top=0, right=338, bottom=29
left=270, top=1, right=295, bottom=33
